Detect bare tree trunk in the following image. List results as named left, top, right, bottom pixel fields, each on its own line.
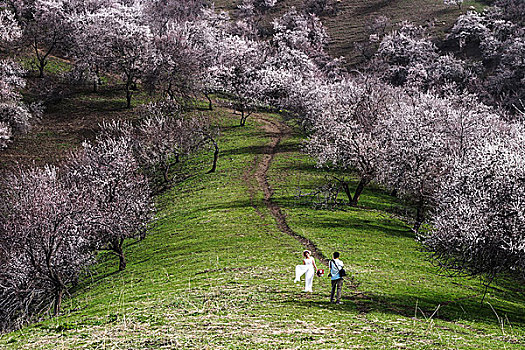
left=341, top=181, right=353, bottom=203
left=118, top=251, right=126, bottom=271
left=126, top=87, right=132, bottom=108
left=163, top=163, right=171, bottom=184
left=239, top=108, right=252, bottom=126
left=350, top=178, right=370, bottom=206
left=207, top=139, right=219, bottom=173
left=34, top=40, right=45, bottom=78
left=112, top=239, right=126, bottom=271
left=38, top=62, right=45, bottom=78
left=125, top=72, right=134, bottom=108
left=53, top=287, right=63, bottom=315
left=413, top=200, right=425, bottom=232
left=240, top=109, right=246, bottom=126
left=166, top=82, right=175, bottom=100
left=93, top=67, right=100, bottom=92
left=33, top=37, right=55, bottom=78
left=205, top=93, right=213, bottom=111
left=480, top=275, right=495, bottom=304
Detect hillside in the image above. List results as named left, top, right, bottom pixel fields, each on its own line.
left=1, top=101, right=524, bottom=348
left=1, top=1, right=524, bottom=348
left=215, top=0, right=488, bottom=65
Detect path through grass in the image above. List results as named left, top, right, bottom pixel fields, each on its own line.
left=1, top=110, right=524, bottom=349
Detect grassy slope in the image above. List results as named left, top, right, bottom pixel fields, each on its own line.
left=268, top=120, right=525, bottom=346
left=215, top=0, right=488, bottom=65
left=0, top=54, right=157, bottom=170
left=1, top=110, right=524, bottom=349
left=0, top=86, right=151, bottom=170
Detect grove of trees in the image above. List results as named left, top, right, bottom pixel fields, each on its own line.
left=0, top=9, right=41, bottom=150
left=0, top=0, right=524, bottom=333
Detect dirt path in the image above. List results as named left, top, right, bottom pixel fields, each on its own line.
left=244, top=114, right=371, bottom=311
left=246, top=115, right=329, bottom=266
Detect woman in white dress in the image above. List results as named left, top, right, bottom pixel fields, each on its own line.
left=294, top=250, right=317, bottom=292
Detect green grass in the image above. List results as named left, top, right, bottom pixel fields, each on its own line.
left=21, top=56, right=72, bottom=76
left=268, top=118, right=525, bottom=346
left=1, top=111, right=524, bottom=349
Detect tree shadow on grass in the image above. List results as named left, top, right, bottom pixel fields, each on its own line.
left=270, top=195, right=413, bottom=237
left=280, top=163, right=326, bottom=173
left=272, top=167, right=412, bottom=215
left=221, top=142, right=299, bottom=157
left=283, top=285, right=525, bottom=329
left=183, top=198, right=257, bottom=214
left=70, top=269, right=121, bottom=296
left=311, top=217, right=413, bottom=239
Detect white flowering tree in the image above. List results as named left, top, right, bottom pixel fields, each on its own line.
left=21, top=0, right=75, bottom=78
left=134, top=106, right=205, bottom=184
left=425, top=127, right=525, bottom=283
left=447, top=6, right=525, bottom=113
left=305, top=78, right=394, bottom=206
left=210, top=35, right=268, bottom=126
left=143, top=0, right=210, bottom=35
left=495, top=0, right=525, bottom=25
left=377, top=92, right=504, bottom=230
left=71, top=3, right=153, bottom=107
left=444, top=0, right=463, bottom=9
left=145, top=20, right=205, bottom=100
left=0, top=9, right=41, bottom=150
left=375, top=22, right=439, bottom=86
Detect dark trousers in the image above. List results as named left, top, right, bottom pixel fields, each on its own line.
left=330, top=278, right=343, bottom=302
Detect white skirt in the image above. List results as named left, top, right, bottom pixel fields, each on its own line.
left=294, top=265, right=314, bottom=292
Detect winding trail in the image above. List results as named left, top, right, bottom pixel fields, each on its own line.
left=244, top=114, right=371, bottom=311
left=246, top=115, right=329, bottom=266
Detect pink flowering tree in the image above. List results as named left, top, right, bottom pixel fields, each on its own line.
left=66, top=138, right=154, bottom=271
left=444, top=0, right=463, bottom=9
left=447, top=6, right=525, bottom=113
left=374, top=22, right=439, bottom=86
left=144, top=0, right=210, bottom=35
left=21, top=0, right=74, bottom=78
left=135, top=102, right=218, bottom=182
left=1, top=165, right=94, bottom=315
left=97, top=101, right=219, bottom=186
left=236, top=0, right=277, bottom=37
left=145, top=20, right=205, bottom=101
left=271, top=8, right=335, bottom=71
left=0, top=9, right=22, bottom=44
left=72, top=3, right=153, bottom=107
left=495, top=0, right=525, bottom=25
left=303, top=0, right=339, bottom=16
left=210, top=35, right=268, bottom=126
left=69, top=8, right=110, bottom=92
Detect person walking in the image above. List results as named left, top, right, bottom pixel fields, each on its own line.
left=294, top=250, right=317, bottom=292
left=329, top=251, right=344, bottom=304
